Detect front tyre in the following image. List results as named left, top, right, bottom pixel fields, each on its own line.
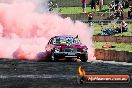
left=80, top=54, right=88, bottom=62
left=49, top=52, right=57, bottom=62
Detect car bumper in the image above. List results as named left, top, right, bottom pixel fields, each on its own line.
left=54, top=52, right=87, bottom=58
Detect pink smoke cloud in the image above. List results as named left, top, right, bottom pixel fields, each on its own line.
left=0, top=1, right=95, bottom=61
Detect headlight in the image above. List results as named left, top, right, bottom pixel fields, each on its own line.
left=83, top=48, right=88, bottom=52
left=54, top=48, right=60, bottom=52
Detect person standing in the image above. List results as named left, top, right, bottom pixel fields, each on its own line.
left=87, top=12, right=93, bottom=26
left=122, top=0, right=129, bottom=8
left=82, top=0, right=87, bottom=13
left=115, top=0, right=119, bottom=10
left=90, top=0, right=96, bottom=11
left=99, top=0, right=103, bottom=10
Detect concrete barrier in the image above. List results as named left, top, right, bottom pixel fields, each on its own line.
left=53, top=0, right=112, bottom=7
left=93, top=36, right=132, bottom=43
left=60, top=13, right=129, bottom=21
left=95, top=49, right=132, bottom=62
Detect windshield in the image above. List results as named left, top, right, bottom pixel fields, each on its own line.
left=52, top=37, right=81, bottom=45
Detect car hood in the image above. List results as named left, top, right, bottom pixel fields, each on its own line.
left=54, top=44, right=87, bottom=49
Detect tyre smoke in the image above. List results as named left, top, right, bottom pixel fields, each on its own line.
left=0, top=0, right=95, bottom=61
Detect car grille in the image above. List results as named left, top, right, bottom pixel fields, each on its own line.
left=64, top=48, right=79, bottom=52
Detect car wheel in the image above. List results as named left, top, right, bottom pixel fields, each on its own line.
left=51, top=54, right=55, bottom=61
left=80, top=54, right=88, bottom=62
left=49, top=52, right=57, bottom=62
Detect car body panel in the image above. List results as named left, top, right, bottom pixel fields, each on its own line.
left=40, top=35, right=88, bottom=61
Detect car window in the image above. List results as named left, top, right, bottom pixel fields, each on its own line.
left=74, top=38, right=81, bottom=44
left=52, top=36, right=81, bottom=45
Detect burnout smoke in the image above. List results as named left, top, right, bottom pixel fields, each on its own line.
left=0, top=0, right=95, bottom=60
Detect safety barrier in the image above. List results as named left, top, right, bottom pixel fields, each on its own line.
left=95, top=49, right=132, bottom=62
left=93, top=36, right=132, bottom=43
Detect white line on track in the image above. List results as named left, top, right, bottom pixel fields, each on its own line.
left=88, top=60, right=132, bottom=66
left=0, top=74, right=76, bottom=79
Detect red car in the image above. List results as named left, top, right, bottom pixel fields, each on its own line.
left=37, top=35, right=88, bottom=62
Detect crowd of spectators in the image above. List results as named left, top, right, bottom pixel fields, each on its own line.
left=81, top=0, right=104, bottom=12
left=98, top=20, right=128, bottom=35
left=82, top=0, right=131, bottom=35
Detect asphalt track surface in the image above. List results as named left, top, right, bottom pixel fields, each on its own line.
left=0, top=60, right=132, bottom=88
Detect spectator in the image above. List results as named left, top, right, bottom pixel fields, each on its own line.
left=48, top=1, right=54, bottom=11
left=120, top=20, right=128, bottom=32
left=129, top=1, right=132, bottom=8
left=122, top=0, right=129, bottom=8
left=115, top=0, right=119, bottom=4
left=117, top=2, right=124, bottom=20
left=128, top=1, right=132, bottom=18
left=109, top=1, right=115, bottom=11
left=96, top=0, right=99, bottom=11
left=115, top=0, right=120, bottom=10
left=90, top=0, right=96, bottom=12
left=87, top=12, right=93, bottom=26
left=82, top=0, right=87, bottom=13
left=99, top=0, right=103, bottom=11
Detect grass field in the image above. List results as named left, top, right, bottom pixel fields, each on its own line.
left=93, top=23, right=132, bottom=51
left=57, top=6, right=130, bottom=14
left=94, top=42, right=132, bottom=52
left=93, top=23, right=132, bottom=36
